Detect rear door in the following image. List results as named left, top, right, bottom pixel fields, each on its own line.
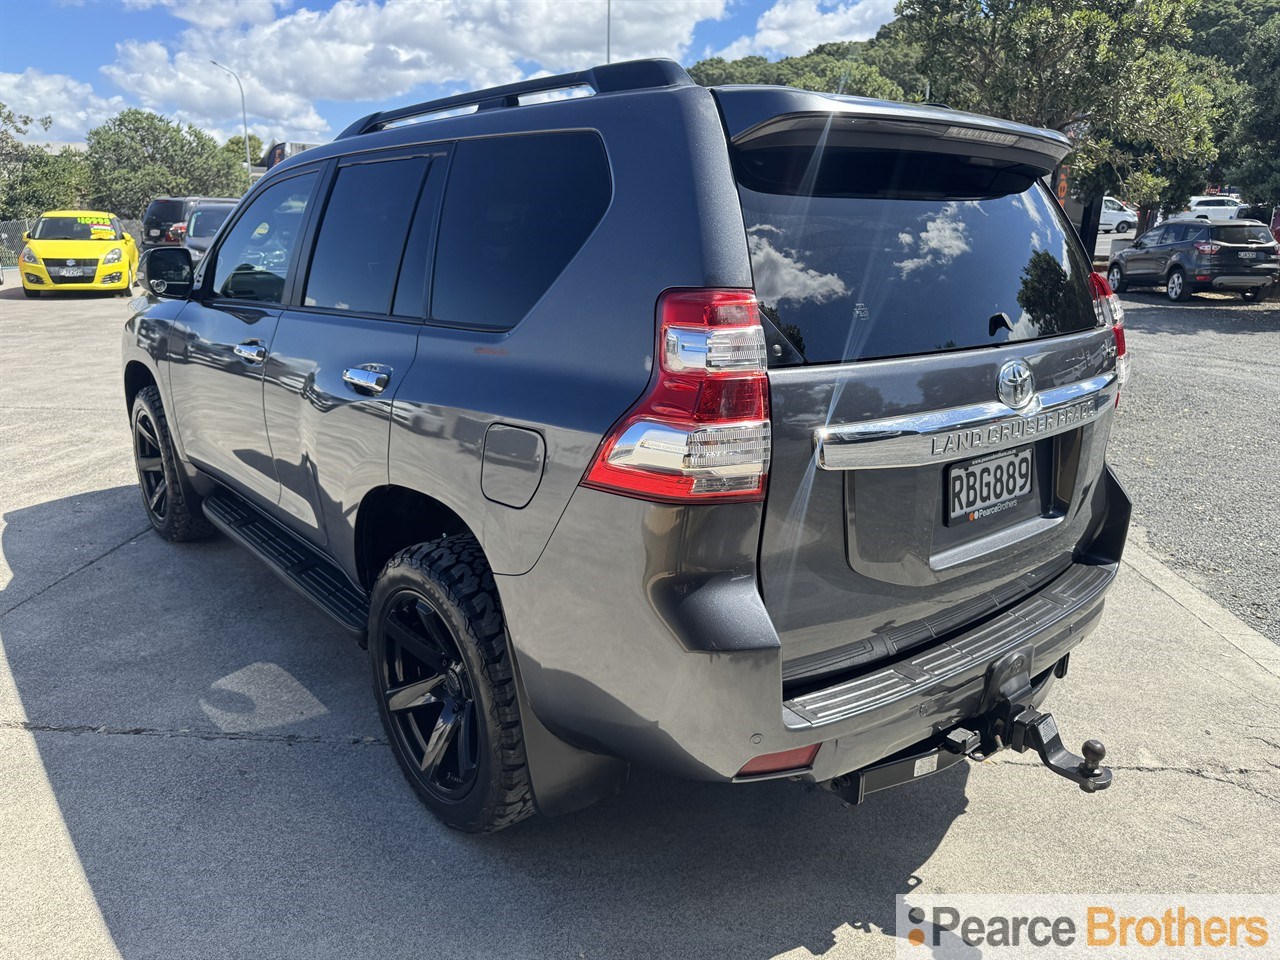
left=1209, top=223, right=1280, bottom=281
left=262, top=146, right=445, bottom=565
left=728, top=124, right=1120, bottom=684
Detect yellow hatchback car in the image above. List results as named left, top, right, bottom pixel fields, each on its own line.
left=20, top=210, right=140, bottom=298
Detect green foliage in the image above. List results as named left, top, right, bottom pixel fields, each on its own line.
left=1185, top=0, right=1280, bottom=66
left=84, top=109, right=248, bottom=218
left=2, top=147, right=90, bottom=218
left=1225, top=15, right=1280, bottom=205
left=689, top=43, right=904, bottom=100
left=223, top=133, right=265, bottom=167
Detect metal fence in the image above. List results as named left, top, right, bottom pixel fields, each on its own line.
left=0, top=218, right=144, bottom=267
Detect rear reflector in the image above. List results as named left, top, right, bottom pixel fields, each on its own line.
left=1089, top=272, right=1128, bottom=403
left=581, top=289, right=771, bottom=503
left=737, top=744, right=820, bottom=777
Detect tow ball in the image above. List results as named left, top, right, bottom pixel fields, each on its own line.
left=963, top=648, right=1113, bottom=792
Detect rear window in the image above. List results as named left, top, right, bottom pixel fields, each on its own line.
left=1211, top=225, right=1274, bottom=245
left=431, top=132, right=611, bottom=330
left=737, top=149, right=1098, bottom=365
left=145, top=200, right=183, bottom=223
left=188, top=206, right=233, bottom=238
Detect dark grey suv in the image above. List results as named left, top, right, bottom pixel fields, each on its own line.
left=125, top=60, right=1131, bottom=832
left=1107, top=218, right=1280, bottom=302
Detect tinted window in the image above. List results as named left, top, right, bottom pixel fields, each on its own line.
left=304, top=157, right=430, bottom=314
left=1163, top=224, right=1190, bottom=243
left=738, top=155, right=1097, bottom=365
left=392, top=159, right=447, bottom=318
left=188, top=206, right=233, bottom=238
left=1144, top=226, right=1170, bottom=245
left=1212, top=225, right=1275, bottom=245
left=432, top=132, right=611, bottom=329
left=211, top=173, right=316, bottom=303
left=145, top=200, right=183, bottom=224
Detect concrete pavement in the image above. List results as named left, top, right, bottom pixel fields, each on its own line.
left=1, top=286, right=1277, bottom=960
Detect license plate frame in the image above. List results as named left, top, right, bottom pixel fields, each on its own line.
left=1239, top=251, right=1259, bottom=260
left=946, top=445, right=1034, bottom=525
left=58, top=267, right=87, bottom=278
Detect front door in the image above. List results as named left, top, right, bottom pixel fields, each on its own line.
left=167, top=170, right=319, bottom=507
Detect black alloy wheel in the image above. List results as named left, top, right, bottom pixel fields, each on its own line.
left=134, top=408, right=170, bottom=524
left=378, top=592, right=481, bottom=801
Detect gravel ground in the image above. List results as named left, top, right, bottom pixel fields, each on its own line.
left=1107, top=286, right=1280, bottom=641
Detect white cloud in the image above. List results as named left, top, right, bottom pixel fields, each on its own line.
left=100, top=0, right=727, bottom=142
left=747, top=226, right=847, bottom=305
left=895, top=204, right=972, bottom=276
left=122, top=0, right=291, bottom=29
left=716, top=0, right=895, bottom=60
left=0, top=69, right=127, bottom=141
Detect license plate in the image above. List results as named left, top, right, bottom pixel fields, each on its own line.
left=58, top=267, right=86, bottom=277
left=149, top=229, right=161, bottom=237
left=1239, top=251, right=1259, bottom=259
left=947, top=446, right=1033, bottom=522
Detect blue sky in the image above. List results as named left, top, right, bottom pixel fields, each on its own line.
left=0, top=0, right=895, bottom=146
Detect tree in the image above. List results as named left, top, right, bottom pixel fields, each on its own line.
left=893, top=0, right=1224, bottom=206
left=1225, top=15, right=1280, bottom=205
left=84, top=109, right=248, bottom=218
left=689, top=44, right=904, bottom=99
left=0, top=101, right=50, bottom=217
left=1185, top=0, right=1280, bottom=66
left=223, top=133, right=265, bottom=168
left=1, top=147, right=89, bottom=218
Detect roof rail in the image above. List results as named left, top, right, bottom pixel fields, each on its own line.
left=337, top=58, right=693, bottom=140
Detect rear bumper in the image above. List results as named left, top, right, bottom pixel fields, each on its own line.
left=496, top=467, right=1129, bottom=785
left=1208, top=273, right=1278, bottom=291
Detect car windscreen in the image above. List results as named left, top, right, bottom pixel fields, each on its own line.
left=145, top=200, right=184, bottom=224
left=736, top=147, right=1098, bottom=365
left=188, top=206, right=233, bottom=238
left=31, top=216, right=120, bottom=241
left=1212, top=225, right=1274, bottom=245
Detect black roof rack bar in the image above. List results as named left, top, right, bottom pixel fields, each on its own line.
left=337, top=58, right=692, bottom=139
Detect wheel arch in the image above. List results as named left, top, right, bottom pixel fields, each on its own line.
left=354, top=485, right=479, bottom=591
left=124, top=359, right=158, bottom=416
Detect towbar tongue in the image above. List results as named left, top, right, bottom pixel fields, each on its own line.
left=970, top=648, right=1113, bottom=792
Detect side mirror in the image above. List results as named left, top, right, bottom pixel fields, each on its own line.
left=140, top=246, right=194, bottom=299
left=123, top=233, right=134, bottom=245
left=21, top=231, right=29, bottom=242
left=1132, top=238, right=1146, bottom=249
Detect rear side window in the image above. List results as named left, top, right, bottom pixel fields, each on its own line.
left=1212, top=225, right=1274, bottom=245
left=431, top=132, right=611, bottom=330
left=738, top=151, right=1098, bottom=364
left=304, top=156, right=430, bottom=314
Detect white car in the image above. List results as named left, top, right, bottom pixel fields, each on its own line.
left=1099, top=196, right=1137, bottom=233
left=1183, top=195, right=1246, bottom=219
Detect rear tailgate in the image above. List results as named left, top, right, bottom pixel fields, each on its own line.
left=714, top=88, right=1122, bottom=687
left=1207, top=223, right=1280, bottom=281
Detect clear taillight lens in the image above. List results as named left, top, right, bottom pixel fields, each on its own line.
left=581, top=289, right=771, bottom=503
left=1090, top=272, right=1128, bottom=402
left=1194, top=241, right=1221, bottom=255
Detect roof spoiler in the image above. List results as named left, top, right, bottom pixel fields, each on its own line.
left=337, top=58, right=693, bottom=139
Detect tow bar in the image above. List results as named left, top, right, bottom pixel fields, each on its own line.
left=824, top=649, right=1111, bottom=806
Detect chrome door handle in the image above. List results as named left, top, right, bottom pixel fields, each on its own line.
left=233, top=340, right=266, bottom=363
left=342, top=365, right=390, bottom=394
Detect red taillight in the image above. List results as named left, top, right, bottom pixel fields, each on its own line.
left=581, top=289, right=771, bottom=503
left=737, top=744, right=820, bottom=777
left=1090, top=272, right=1128, bottom=404
left=1194, top=241, right=1221, bottom=255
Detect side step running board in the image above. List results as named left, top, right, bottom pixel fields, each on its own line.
left=203, top=488, right=369, bottom=638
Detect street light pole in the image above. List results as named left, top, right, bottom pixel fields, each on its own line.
left=606, top=0, right=612, bottom=64
left=210, top=60, right=251, bottom=170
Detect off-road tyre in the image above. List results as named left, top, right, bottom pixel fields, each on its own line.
left=369, top=536, right=533, bottom=833
left=131, top=385, right=215, bottom=541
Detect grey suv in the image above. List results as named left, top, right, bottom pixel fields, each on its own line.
left=1107, top=218, right=1280, bottom=302
left=125, top=60, right=1131, bottom=832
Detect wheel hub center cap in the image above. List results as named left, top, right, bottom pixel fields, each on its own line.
left=444, top=667, right=463, bottom=699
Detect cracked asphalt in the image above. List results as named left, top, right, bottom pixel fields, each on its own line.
left=1, top=276, right=1278, bottom=960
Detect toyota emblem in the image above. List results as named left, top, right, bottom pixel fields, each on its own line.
left=997, top=359, right=1035, bottom=409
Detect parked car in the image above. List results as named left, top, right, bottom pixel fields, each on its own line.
left=141, top=196, right=240, bottom=249
left=1180, top=195, right=1248, bottom=220
left=181, top=202, right=236, bottom=264
left=19, top=209, right=139, bottom=298
left=1107, top=218, right=1279, bottom=302
left=1099, top=195, right=1137, bottom=233
left=125, top=59, right=1130, bottom=832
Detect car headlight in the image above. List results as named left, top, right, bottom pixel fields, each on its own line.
left=103, top=247, right=123, bottom=265
left=20, top=246, right=39, bottom=265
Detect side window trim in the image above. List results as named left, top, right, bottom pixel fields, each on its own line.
left=199, top=164, right=325, bottom=307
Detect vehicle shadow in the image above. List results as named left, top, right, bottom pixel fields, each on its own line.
left=2, top=487, right=966, bottom=959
